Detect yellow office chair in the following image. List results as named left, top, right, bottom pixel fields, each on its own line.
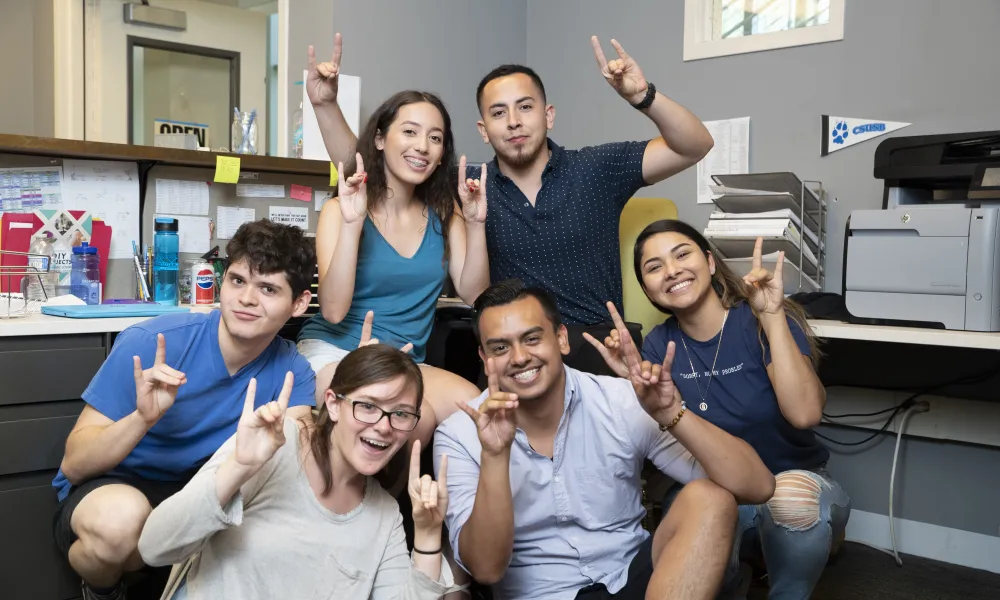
left=619, top=197, right=678, bottom=338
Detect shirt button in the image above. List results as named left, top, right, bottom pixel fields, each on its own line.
left=524, top=202, right=529, bottom=207
left=553, top=475, right=560, bottom=483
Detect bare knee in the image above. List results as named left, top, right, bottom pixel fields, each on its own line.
left=419, top=366, right=480, bottom=424
left=766, top=470, right=822, bottom=531
left=679, top=478, right=738, bottom=519
left=73, top=486, right=152, bottom=566
left=654, top=479, right=737, bottom=551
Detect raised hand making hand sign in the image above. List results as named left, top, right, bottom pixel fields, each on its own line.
left=744, top=237, right=785, bottom=316
left=408, top=439, right=448, bottom=533
left=306, top=33, right=342, bottom=108
left=456, top=358, right=518, bottom=457
left=603, top=307, right=683, bottom=427
left=458, top=155, right=488, bottom=224
left=357, top=310, right=414, bottom=354
left=337, top=152, right=368, bottom=225
left=581, top=301, right=631, bottom=379
left=234, top=372, right=295, bottom=470
left=591, top=36, right=649, bottom=105
left=134, top=333, right=187, bottom=425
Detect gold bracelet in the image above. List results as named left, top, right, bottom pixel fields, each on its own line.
left=659, top=402, right=687, bottom=432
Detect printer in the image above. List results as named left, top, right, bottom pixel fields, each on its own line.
left=844, top=131, right=1000, bottom=332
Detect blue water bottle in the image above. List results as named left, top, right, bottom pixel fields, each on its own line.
left=153, top=217, right=180, bottom=305
left=70, top=242, right=101, bottom=305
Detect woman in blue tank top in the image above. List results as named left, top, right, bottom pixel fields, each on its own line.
left=297, top=87, right=489, bottom=456
left=591, top=219, right=850, bottom=599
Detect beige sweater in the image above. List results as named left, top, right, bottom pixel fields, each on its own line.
left=138, top=419, right=457, bottom=600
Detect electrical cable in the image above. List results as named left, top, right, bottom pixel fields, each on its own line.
left=888, top=403, right=927, bottom=566
left=817, top=360, right=1000, bottom=445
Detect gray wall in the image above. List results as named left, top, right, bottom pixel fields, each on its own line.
left=523, top=0, right=1000, bottom=541
left=526, top=0, right=1000, bottom=293
left=288, top=0, right=527, bottom=164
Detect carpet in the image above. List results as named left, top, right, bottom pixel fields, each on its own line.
left=747, top=542, right=1000, bottom=599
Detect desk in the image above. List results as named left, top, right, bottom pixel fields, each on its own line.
left=809, top=319, right=1000, bottom=350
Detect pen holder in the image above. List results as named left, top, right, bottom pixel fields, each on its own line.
left=231, top=111, right=258, bottom=155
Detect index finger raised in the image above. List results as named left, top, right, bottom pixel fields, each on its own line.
left=331, top=32, right=342, bottom=65
left=360, top=310, right=374, bottom=345
left=307, top=45, right=317, bottom=70
left=355, top=152, right=365, bottom=176
left=409, top=439, right=422, bottom=482
left=590, top=35, right=609, bottom=71
left=154, top=333, right=167, bottom=366
left=752, top=236, right=764, bottom=269
left=606, top=301, right=628, bottom=332
left=243, top=378, right=258, bottom=417
left=457, top=155, right=468, bottom=190
left=486, top=357, right=500, bottom=396
left=276, top=371, right=294, bottom=412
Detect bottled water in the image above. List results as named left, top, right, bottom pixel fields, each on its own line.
left=25, top=232, right=56, bottom=302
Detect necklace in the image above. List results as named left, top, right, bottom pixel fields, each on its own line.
left=680, top=309, right=729, bottom=413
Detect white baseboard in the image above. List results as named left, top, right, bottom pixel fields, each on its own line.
left=845, top=509, right=1000, bottom=574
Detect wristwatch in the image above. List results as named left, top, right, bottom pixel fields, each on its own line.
left=630, top=81, right=656, bottom=110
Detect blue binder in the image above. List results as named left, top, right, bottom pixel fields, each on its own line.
left=41, top=304, right=192, bottom=319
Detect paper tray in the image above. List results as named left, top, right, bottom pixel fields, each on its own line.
left=41, top=304, right=191, bottom=319
left=708, top=236, right=821, bottom=278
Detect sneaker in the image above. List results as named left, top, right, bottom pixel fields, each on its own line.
left=81, top=580, right=126, bottom=600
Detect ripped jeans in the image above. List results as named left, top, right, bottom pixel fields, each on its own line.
left=663, top=468, right=851, bottom=600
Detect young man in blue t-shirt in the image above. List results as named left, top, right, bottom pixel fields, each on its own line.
left=51, top=220, right=318, bottom=600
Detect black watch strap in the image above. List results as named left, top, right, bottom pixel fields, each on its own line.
left=630, top=81, right=656, bottom=110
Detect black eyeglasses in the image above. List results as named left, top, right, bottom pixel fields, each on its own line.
left=336, top=394, right=421, bottom=432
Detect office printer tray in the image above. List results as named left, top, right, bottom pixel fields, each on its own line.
left=846, top=208, right=971, bottom=296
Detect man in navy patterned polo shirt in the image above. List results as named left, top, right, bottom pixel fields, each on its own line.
left=469, top=37, right=713, bottom=374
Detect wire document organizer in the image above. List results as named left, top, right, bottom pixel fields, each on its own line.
left=0, top=249, right=53, bottom=319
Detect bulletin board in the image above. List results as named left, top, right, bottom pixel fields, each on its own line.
left=138, top=163, right=335, bottom=299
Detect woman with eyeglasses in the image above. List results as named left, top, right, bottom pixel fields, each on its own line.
left=138, top=345, right=460, bottom=599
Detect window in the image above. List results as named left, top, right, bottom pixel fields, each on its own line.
left=684, top=0, right=844, bottom=61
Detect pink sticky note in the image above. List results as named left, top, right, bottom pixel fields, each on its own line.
left=290, top=184, right=312, bottom=202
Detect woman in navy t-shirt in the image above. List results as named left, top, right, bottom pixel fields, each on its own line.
left=594, top=219, right=850, bottom=599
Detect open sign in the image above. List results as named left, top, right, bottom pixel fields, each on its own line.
left=154, top=119, right=210, bottom=147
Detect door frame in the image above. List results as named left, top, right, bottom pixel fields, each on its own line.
left=125, top=36, right=241, bottom=149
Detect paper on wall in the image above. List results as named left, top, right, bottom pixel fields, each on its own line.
left=315, top=190, right=333, bottom=212
left=158, top=214, right=211, bottom=254
left=0, top=166, right=63, bottom=212
left=269, top=205, right=309, bottom=230
left=62, top=160, right=141, bottom=259
left=696, top=117, right=750, bottom=204
left=155, top=179, right=210, bottom=215
left=236, top=183, right=285, bottom=198
left=302, top=69, right=360, bottom=161
left=217, top=206, right=256, bottom=239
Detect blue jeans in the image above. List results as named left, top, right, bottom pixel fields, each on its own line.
left=663, top=469, right=850, bottom=600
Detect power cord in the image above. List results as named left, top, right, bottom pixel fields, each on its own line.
left=817, top=360, right=1000, bottom=446
left=888, top=402, right=929, bottom=566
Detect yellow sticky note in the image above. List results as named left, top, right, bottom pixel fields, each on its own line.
left=330, top=162, right=339, bottom=186
left=214, top=156, right=241, bottom=183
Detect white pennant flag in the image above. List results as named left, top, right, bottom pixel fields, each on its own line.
left=822, top=115, right=911, bottom=156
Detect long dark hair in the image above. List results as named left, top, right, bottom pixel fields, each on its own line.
left=346, top=90, right=458, bottom=260
left=633, top=219, right=820, bottom=366
left=308, top=344, right=424, bottom=495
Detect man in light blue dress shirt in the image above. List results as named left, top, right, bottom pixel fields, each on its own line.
left=433, top=280, right=775, bottom=600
